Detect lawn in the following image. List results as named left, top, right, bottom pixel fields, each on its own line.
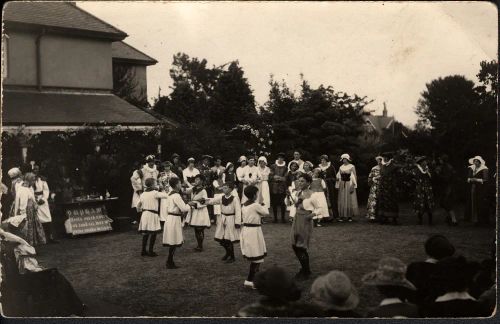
left=35, top=204, right=496, bottom=317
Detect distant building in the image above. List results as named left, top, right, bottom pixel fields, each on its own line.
left=361, top=102, right=396, bottom=144
left=2, top=2, right=174, bottom=162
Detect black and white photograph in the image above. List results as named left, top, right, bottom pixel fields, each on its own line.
left=0, top=0, right=498, bottom=319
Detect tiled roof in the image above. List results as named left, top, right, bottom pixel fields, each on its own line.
left=3, top=2, right=127, bottom=40
left=112, top=41, right=158, bottom=65
left=365, top=115, right=394, bottom=133
left=2, top=91, right=176, bottom=127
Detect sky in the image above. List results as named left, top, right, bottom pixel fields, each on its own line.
left=78, top=1, right=497, bottom=127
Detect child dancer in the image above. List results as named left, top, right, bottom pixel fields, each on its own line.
left=240, top=185, right=269, bottom=289
left=201, top=181, right=241, bottom=263
left=163, top=177, right=193, bottom=269
left=311, top=168, right=330, bottom=227
left=137, top=178, right=168, bottom=257
left=186, top=174, right=211, bottom=252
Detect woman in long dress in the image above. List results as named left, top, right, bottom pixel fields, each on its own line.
left=285, top=161, right=301, bottom=220
left=240, top=185, right=268, bottom=289
left=377, top=152, right=400, bottom=225
left=412, top=156, right=434, bottom=225
left=466, top=156, right=489, bottom=225
left=366, top=156, right=383, bottom=221
left=286, top=173, right=322, bottom=280
left=335, top=154, right=358, bottom=223
left=318, top=154, right=337, bottom=220
left=257, top=156, right=271, bottom=210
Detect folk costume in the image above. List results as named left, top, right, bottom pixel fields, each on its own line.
left=377, top=159, right=399, bottom=224
left=466, top=156, right=489, bottom=225
left=186, top=185, right=211, bottom=251
left=240, top=201, right=269, bottom=288
left=137, top=188, right=168, bottom=256
left=182, top=166, right=200, bottom=188
left=412, top=160, right=434, bottom=225
left=141, top=164, right=159, bottom=186
left=158, top=170, right=178, bottom=228
left=236, top=156, right=248, bottom=200
left=269, top=158, right=288, bottom=223
left=257, top=157, right=271, bottom=210
left=204, top=191, right=242, bottom=262
left=335, top=157, right=359, bottom=222
left=318, top=157, right=338, bottom=219
left=286, top=170, right=302, bottom=219
left=33, top=176, right=56, bottom=242
left=241, top=165, right=259, bottom=204
left=287, top=188, right=322, bottom=279
left=288, top=159, right=304, bottom=172
left=310, top=175, right=329, bottom=222
left=366, top=163, right=382, bottom=221
left=162, top=189, right=191, bottom=268
left=212, top=168, right=225, bottom=217
left=10, top=185, right=46, bottom=247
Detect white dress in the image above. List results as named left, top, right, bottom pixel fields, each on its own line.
left=240, top=202, right=268, bottom=263
left=158, top=171, right=178, bottom=221
left=186, top=188, right=211, bottom=228
left=206, top=192, right=242, bottom=243
left=130, top=170, right=143, bottom=208
left=257, top=166, right=271, bottom=209
left=241, top=166, right=259, bottom=204
left=137, top=190, right=168, bottom=233
left=310, top=178, right=330, bottom=219
left=33, top=178, right=52, bottom=223
left=141, top=165, right=159, bottom=186
left=162, top=192, right=191, bottom=247
left=182, top=167, right=200, bottom=188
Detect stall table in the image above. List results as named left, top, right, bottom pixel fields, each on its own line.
left=59, top=197, right=118, bottom=236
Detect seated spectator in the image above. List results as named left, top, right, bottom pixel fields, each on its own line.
left=362, top=257, right=419, bottom=318
left=421, top=256, right=487, bottom=317
left=406, top=235, right=455, bottom=306
left=474, top=241, right=496, bottom=316
left=237, top=266, right=305, bottom=317
left=309, top=270, right=361, bottom=317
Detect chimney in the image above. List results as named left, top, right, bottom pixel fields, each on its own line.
left=383, top=102, right=387, bottom=117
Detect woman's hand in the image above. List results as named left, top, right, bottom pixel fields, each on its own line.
left=350, top=188, right=355, bottom=194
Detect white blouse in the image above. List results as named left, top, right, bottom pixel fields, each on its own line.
left=336, top=164, right=357, bottom=188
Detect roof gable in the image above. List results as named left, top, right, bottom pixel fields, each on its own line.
left=365, top=115, right=395, bottom=132
left=3, top=2, right=127, bottom=40
left=112, top=41, right=157, bottom=65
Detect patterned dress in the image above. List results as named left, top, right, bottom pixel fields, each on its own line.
left=412, top=165, right=434, bottom=215
left=366, top=165, right=381, bottom=220
left=15, top=186, right=46, bottom=246
left=377, top=161, right=399, bottom=220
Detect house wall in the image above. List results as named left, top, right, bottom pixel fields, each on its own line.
left=4, top=31, right=113, bottom=89
left=113, top=63, right=147, bottom=101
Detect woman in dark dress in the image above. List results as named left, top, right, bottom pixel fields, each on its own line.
left=434, top=155, right=458, bottom=226
left=412, top=157, right=434, bottom=225
left=377, top=152, right=399, bottom=225
left=318, top=154, right=337, bottom=220
left=465, top=156, right=490, bottom=225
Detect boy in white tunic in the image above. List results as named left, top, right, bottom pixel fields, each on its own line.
left=137, top=178, right=168, bottom=257
left=163, top=177, right=194, bottom=269
left=32, top=165, right=58, bottom=243
left=201, top=181, right=241, bottom=263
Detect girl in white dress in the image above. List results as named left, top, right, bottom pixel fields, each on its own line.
left=163, top=177, right=194, bottom=269
left=137, top=178, right=168, bottom=257
left=158, top=161, right=178, bottom=229
left=240, top=185, right=269, bottom=289
left=186, top=174, right=211, bottom=252
left=241, top=157, right=259, bottom=204
left=257, top=156, right=271, bottom=210
left=310, top=168, right=330, bottom=226
left=336, top=154, right=359, bottom=222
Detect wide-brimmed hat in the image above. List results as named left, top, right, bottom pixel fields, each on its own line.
left=187, top=157, right=195, bottom=163
left=320, top=154, right=329, bottom=162
left=425, top=235, right=455, bottom=260
left=415, top=156, right=428, bottom=164
left=171, top=153, right=180, bottom=159
left=238, top=155, right=247, bottom=163
left=468, top=155, right=485, bottom=166
left=145, top=154, right=156, bottom=162
left=277, top=152, right=286, bottom=159
left=7, top=167, right=22, bottom=179
left=340, top=153, right=351, bottom=162
left=362, top=257, right=416, bottom=290
left=310, top=271, right=359, bottom=311
left=254, top=267, right=301, bottom=302
left=258, top=156, right=268, bottom=164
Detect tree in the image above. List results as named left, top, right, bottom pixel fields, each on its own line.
left=112, top=64, right=149, bottom=108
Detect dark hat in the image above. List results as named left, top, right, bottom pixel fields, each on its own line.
left=202, top=154, right=213, bottom=160
left=171, top=153, right=180, bottom=159
left=162, top=161, right=173, bottom=168
left=320, top=154, right=329, bottom=161
left=254, top=267, right=301, bottom=302
left=277, top=152, right=286, bottom=158
left=425, top=235, right=455, bottom=260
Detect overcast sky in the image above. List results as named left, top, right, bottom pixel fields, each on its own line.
left=78, top=1, right=497, bottom=126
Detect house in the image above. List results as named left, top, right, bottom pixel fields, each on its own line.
left=362, top=102, right=395, bottom=144
left=1, top=2, right=174, bottom=162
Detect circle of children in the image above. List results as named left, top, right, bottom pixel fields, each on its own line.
left=129, top=151, right=494, bottom=318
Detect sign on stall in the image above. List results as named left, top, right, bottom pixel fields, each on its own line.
left=65, top=204, right=112, bottom=235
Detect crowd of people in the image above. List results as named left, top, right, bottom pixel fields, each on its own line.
left=236, top=235, right=495, bottom=318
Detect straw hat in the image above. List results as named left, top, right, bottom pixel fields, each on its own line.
left=7, top=167, right=22, bottom=179
left=340, top=153, right=351, bottom=162
left=362, top=257, right=416, bottom=290
left=258, top=156, right=268, bottom=164
left=310, top=271, right=359, bottom=311
left=468, top=156, right=485, bottom=166
left=238, top=155, right=247, bottom=163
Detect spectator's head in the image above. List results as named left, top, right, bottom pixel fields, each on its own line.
left=297, top=173, right=313, bottom=190
left=469, top=156, right=485, bottom=168
left=32, top=165, right=40, bottom=176
left=23, top=172, right=36, bottom=186
left=432, top=256, right=477, bottom=294
left=144, top=177, right=156, bottom=189
left=303, top=161, right=313, bottom=172
left=7, top=167, right=22, bottom=180
left=277, top=152, right=286, bottom=163
left=310, top=270, right=359, bottom=311
left=289, top=161, right=299, bottom=172
left=312, top=168, right=322, bottom=178
left=238, top=155, right=247, bottom=167
left=362, top=257, right=416, bottom=295
left=162, top=161, right=172, bottom=172
left=226, top=162, right=234, bottom=173
left=171, top=153, right=180, bottom=164
left=293, top=151, right=301, bottom=160
left=340, top=153, right=351, bottom=165
left=202, top=154, right=213, bottom=166
left=145, top=155, right=156, bottom=168
left=187, top=157, right=195, bottom=167
left=194, top=174, right=205, bottom=186
left=320, top=154, right=329, bottom=165
left=258, top=156, right=268, bottom=168
left=254, top=267, right=301, bottom=302
left=214, top=156, right=222, bottom=166
left=244, top=185, right=259, bottom=202
left=425, top=235, right=455, bottom=260
left=247, top=157, right=256, bottom=167
left=169, top=177, right=181, bottom=191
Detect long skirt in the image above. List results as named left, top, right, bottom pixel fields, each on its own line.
left=325, top=179, right=338, bottom=218
left=162, top=214, right=184, bottom=247
left=312, top=191, right=329, bottom=219
left=291, top=209, right=313, bottom=249
left=214, top=214, right=240, bottom=243
left=240, top=226, right=266, bottom=263
left=131, top=191, right=140, bottom=209
left=366, top=184, right=379, bottom=219
left=138, top=211, right=161, bottom=233
left=337, top=181, right=359, bottom=218
left=258, top=181, right=271, bottom=210
left=19, top=199, right=46, bottom=246
left=186, top=206, right=211, bottom=228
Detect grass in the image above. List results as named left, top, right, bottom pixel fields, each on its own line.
left=35, top=204, right=495, bottom=317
